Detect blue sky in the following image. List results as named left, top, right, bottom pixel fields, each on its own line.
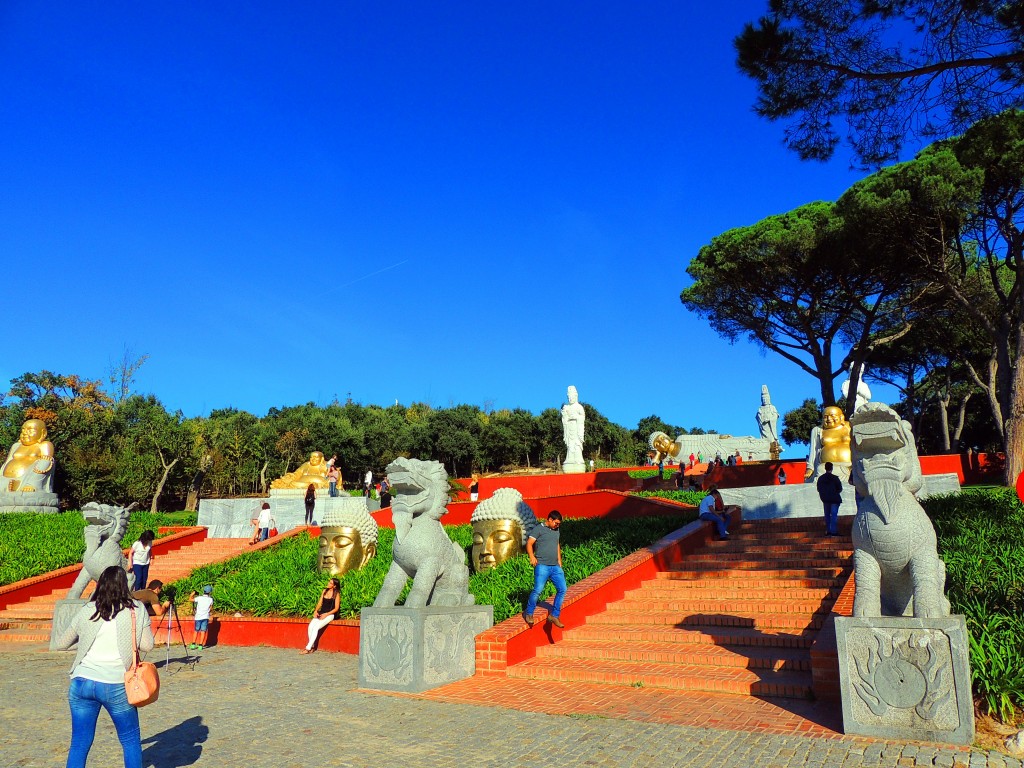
left=0, top=2, right=901, bottom=454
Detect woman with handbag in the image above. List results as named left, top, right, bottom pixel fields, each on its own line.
left=53, top=565, right=155, bottom=768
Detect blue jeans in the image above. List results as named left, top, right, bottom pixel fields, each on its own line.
left=699, top=511, right=729, bottom=537
left=525, top=564, right=567, bottom=619
left=67, top=677, right=141, bottom=768
left=328, top=481, right=337, bottom=498
left=823, top=502, right=840, bottom=535
left=259, top=527, right=269, bottom=541
left=131, top=564, right=149, bottom=591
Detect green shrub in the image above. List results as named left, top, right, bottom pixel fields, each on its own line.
left=628, top=469, right=682, bottom=480
left=0, top=510, right=197, bottom=586
left=924, top=488, right=1024, bottom=721
left=168, top=514, right=694, bottom=623
left=634, top=489, right=704, bottom=506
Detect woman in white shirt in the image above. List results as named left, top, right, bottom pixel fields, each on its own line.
left=54, top=565, right=154, bottom=768
left=129, top=530, right=154, bottom=590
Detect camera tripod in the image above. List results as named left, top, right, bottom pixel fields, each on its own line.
left=162, top=602, right=196, bottom=669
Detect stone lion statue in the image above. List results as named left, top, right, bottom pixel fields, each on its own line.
left=67, top=503, right=134, bottom=599
left=373, top=457, right=474, bottom=608
left=849, top=403, right=949, bottom=618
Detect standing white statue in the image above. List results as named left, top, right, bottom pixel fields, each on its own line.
left=561, top=385, right=586, bottom=473
left=841, top=362, right=872, bottom=414
left=755, top=385, right=780, bottom=445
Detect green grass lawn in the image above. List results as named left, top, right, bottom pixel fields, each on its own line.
left=0, top=511, right=198, bottom=587
left=167, top=514, right=696, bottom=623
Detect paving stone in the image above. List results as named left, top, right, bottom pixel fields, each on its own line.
left=1, top=643, right=1021, bottom=768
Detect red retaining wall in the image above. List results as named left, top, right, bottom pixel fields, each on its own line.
left=153, top=614, right=361, bottom=654
left=0, top=526, right=208, bottom=611
left=371, top=489, right=696, bottom=529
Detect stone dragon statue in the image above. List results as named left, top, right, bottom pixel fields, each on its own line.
left=373, top=457, right=474, bottom=608
left=849, top=403, right=949, bottom=618
left=67, top=502, right=135, bottom=599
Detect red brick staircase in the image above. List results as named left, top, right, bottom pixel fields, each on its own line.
left=0, top=538, right=249, bottom=645
left=506, top=518, right=852, bottom=699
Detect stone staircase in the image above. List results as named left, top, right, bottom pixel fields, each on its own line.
left=507, top=518, right=852, bottom=699
left=0, top=538, right=250, bottom=644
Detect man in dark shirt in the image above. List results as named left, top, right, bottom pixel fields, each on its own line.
left=523, top=511, right=566, bottom=629
left=816, top=462, right=844, bottom=536
left=133, top=579, right=170, bottom=617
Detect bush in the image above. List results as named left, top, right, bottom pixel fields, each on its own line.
left=925, top=488, right=1024, bottom=721
left=0, top=510, right=197, bottom=586
left=634, top=489, right=705, bottom=506
left=168, top=514, right=694, bottom=623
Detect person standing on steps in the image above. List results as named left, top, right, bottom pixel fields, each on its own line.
left=816, top=461, right=843, bottom=537
left=523, top=511, right=566, bottom=629
left=304, top=483, right=316, bottom=526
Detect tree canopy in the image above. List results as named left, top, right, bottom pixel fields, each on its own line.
left=736, top=1, right=1024, bottom=165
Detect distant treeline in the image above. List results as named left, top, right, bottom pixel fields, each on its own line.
left=0, top=371, right=709, bottom=512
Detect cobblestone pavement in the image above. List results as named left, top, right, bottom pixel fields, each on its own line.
left=1, top=644, right=1018, bottom=768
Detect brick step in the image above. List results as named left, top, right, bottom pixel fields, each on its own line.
left=609, top=597, right=832, bottom=615
left=701, top=540, right=852, bottom=554
left=655, top=570, right=845, bottom=587
left=567, top=622, right=815, bottom=648
left=0, top=606, right=59, bottom=619
left=589, top=609, right=824, bottom=631
left=671, top=559, right=849, bottom=572
left=0, top=619, right=51, bottom=630
left=735, top=519, right=850, bottom=530
left=0, top=627, right=50, bottom=643
left=506, top=657, right=812, bottom=698
left=685, top=550, right=852, bottom=563
left=631, top=583, right=839, bottom=601
left=726, top=528, right=850, bottom=539
left=535, top=639, right=811, bottom=671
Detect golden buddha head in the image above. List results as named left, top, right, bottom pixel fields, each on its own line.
left=317, top=506, right=378, bottom=576
left=822, top=406, right=846, bottom=430
left=19, top=419, right=47, bottom=446
left=470, top=488, right=539, bottom=572
left=308, top=451, right=325, bottom=467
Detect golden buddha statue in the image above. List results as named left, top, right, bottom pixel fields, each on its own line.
left=1, top=419, right=55, bottom=493
left=317, top=507, right=378, bottom=576
left=271, top=451, right=330, bottom=490
left=470, top=488, right=539, bottom=572
left=806, top=405, right=852, bottom=480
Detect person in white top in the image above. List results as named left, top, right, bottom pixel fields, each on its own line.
left=53, top=565, right=154, bottom=768
left=128, top=530, right=154, bottom=590
left=250, top=503, right=275, bottom=545
left=190, top=585, right=214, bottom=650
left=364, top=470, right=373, bottom=497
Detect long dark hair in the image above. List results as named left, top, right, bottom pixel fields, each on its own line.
left=90, top=566, right=135, bottom=622
left=139, top=529, right=155, bottom=546
left=305, top=484, right=316, bottom=502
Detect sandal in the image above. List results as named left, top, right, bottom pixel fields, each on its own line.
left=300, top=649, right=313, bottom=654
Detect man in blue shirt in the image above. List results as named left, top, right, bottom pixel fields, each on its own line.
left=523, top=511, right=566, bottom=629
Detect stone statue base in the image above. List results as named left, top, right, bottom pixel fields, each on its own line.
left=198, top=495, right=381, bottom=537
left=806, top=462, right=852, bottom=483
left=359, top=605, right=493, bottom=692
left=0, top=491, right=59, bottom=514
left=561, top=461, right=586, bottom=474
left=835, top=616, right=974, bottom=745
left=50, top=599, right=88, bottom=651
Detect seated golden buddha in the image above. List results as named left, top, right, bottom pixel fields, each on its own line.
left=1, top=419, right=55, bottom=493
left=317, top=507, right=378, bottom=576
left=470, top=488, right=540, bottom=572
left=806, top=405, right=852, bottom=479
left=271, top=451, right=330, bottom=490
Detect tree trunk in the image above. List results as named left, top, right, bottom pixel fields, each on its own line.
left=151, top=457, right=180, bottom=513
left=1003, top=321, right=1024, bottom=485
left=259, top=460, right=268, bottom=494
left=951, top=392, right=971, bottom=453
left=937, top=393, right=951, bottom=452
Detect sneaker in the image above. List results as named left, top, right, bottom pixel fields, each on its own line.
left=548, top=616, right=565, bottom=628
left=194, top=645, right=204, bottom=651
left=523, top=612, right=535, bottom=627
left=187, top=643, right=198, bottom=649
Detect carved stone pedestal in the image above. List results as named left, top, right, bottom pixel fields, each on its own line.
left=358, top=605, right=493, bottom=692
left=50, top=599, right=88, bottom=651
left=836, top=616, right=974, bottom=745
left=0, top=491, right=59, bottom=514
